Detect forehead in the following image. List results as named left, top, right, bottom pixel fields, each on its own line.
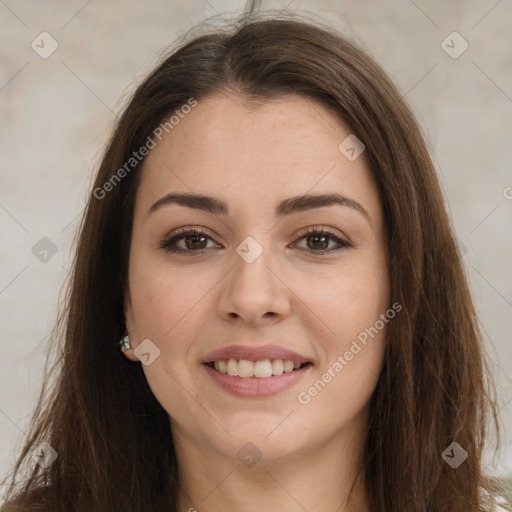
left=136, top=93, right=382, bottom=224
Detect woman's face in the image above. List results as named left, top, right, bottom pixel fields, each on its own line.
left=124, top=93, right=390, bottom=465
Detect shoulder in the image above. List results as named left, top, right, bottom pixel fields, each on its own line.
left=487, top=489, right=512, bottom=511
left=490, top=475, right=512, bottom=511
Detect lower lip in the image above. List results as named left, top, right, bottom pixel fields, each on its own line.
left=203, top=363, right=312, bottom=397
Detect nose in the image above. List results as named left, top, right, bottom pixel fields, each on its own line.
left=217, top=247, right=291, bottom=326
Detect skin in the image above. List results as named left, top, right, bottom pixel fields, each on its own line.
left=123, top=92, right=390, bottom=512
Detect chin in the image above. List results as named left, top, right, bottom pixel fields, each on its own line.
left=210, top=419, right=310, bottom=462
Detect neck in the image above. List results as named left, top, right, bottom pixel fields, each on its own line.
left=173, top=419, right=371, bottom=512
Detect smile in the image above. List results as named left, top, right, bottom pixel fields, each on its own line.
left=203, top=360, right=313, bottom=398
left=206, top=358, right=313, bottom=378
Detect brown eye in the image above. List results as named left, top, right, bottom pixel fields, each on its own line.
left=159, top=228, right=218, bottom=254
left=294, top=227, right=352, bottom=255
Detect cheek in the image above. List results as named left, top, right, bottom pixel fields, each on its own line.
left=297, top=276, right=388, bottom=423
left=295, top=250, right=389, bottom=405
left=129, top=257, right=214, bottom=340
left=295, top=254, right=389, bottom=344
left=128, top=264, right=212, bottom=417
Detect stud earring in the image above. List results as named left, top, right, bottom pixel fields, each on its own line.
left=119, top=334, right=131, bottom=351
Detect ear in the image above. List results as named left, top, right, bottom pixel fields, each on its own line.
left=122, top=288, right=140, bottom=362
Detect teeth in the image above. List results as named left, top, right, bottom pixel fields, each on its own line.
left=254, top=360, right=273, bottom=378
left=212, top=358, right=305, bottom=378
left=271, top=359, right=283, bottom=375
left=238, top=359, right=254, bottom=378
left=227, top=359, right=238, bottom=376
left=283, top=360, right=294, bottom=373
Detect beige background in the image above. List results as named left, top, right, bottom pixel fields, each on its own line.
left=1, top=0, right=511, bottom=484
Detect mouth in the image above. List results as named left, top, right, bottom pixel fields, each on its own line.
left=202, top=344, right=314, bottom=396
left=204, top=358, right=313, bottom=379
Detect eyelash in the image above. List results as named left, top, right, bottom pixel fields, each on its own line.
left=158, top=226, right=352, bottom=256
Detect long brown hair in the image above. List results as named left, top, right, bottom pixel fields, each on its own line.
left=1, top=10, right=502, bottom=512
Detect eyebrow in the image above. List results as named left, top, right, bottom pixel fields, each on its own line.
left=146, top=192, right=370, bottom=222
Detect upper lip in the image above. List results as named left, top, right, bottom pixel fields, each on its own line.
left=203, top=344, right=312, bottom=364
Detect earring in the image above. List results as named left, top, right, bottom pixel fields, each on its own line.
left=119, top=334, right=131, bottom=351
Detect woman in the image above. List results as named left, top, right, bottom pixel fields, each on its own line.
left=1, top=10, right=508, bottom=512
